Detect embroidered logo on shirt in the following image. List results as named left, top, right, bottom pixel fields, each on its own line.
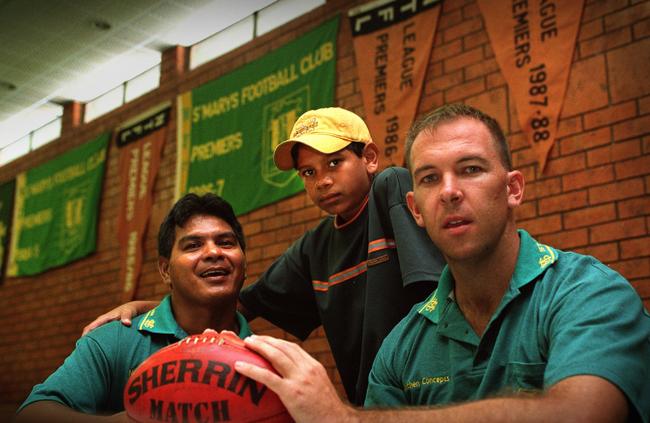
left=535, top=241, right=556, bottom=269
left=420, top=295, right=439, bottom=313
left=404, top=375, right=450, bottom=390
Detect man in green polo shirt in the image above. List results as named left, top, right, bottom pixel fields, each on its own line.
left=235, top=104, right=650, bottom=422
left=16, top=193, right=252, bottom=422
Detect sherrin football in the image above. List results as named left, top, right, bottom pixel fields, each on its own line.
left=124, top=331, right=293, bottom=423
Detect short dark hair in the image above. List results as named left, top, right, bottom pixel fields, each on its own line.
left=158, top=193, right=245, bottom=258
left=290, top=141, right=366, bottom=169
left=405, top=103, right=512, bottom=171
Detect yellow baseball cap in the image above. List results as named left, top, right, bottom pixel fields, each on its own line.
left=273, top=107, right=372, bottom=170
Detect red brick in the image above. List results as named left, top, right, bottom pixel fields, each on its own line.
left=465, top=58, right=499, bottom=80
left=519, top=214, right=562, bottom=236
left=610, top=257, right=650, bottom=279
left=538, top=190, right=588, bottom=215
left=427, top=70, right=464, bottom=93
left=248, top=230, right=276, bottom=247
left=580, top=26, right=632, bottom=57
left=583, top=0, right=628, bottom=21
left=607, top=38, right=650, bottom=102
left=486, top=71, right=507, bottom=90
left=621, top=236, right=650, bottom=259
left=575, top=242, right=619, bottom=263
left=248, top=204, right=277, bottom=221
left=445, top=77, right=485, bottom=102
left=631, top=279, right=650, bottom=300
left=544, top=153, right=586, bottom=177
left=290, top=206, right=321, bottom=224
left=442, top=0, right=472, bottom=13
left=562, top=55, right=609, bottom=117
left=538, top=228, right=589, bottom=249
left=633, top=17, right=650, bottom=38
left=584, top=101, right=638, bottom=130
left=604, top=1, right=650, bottom=31
left=564, top=203, right=617, bottom=229
left=588, top=139, right=641, bottom=167
left=513, top=147, right=539, bottom=169
left=526, top=177, right=563, bottom=200
left=615, top=154, right=650, bottom=179
left=578, top=18, right=604, bottom=41
left=618, top=196, right=650, bottom=218
left=638, top=95, right=650, bottom=115
left=508, top=132, right=529, bottom=152
left=613, top=114, right=650, bottom=141
left=437, top=7, right=463, bottom=30
left=562, top=165, right=614, bottom=191
left=276, top=222, right=306, bottom=243
left=589, top=177, right=645, bottom=204
left=515, top=201, right=537, bottom=220
left=442, top=16, right=483, bottom=42
left=463, top=30, right=488, bottom=50
left=431, top=39, right=463, bottom=61
left=444, top=46, right=484, bottom=72
left=462, top=2, right=481, bottom=18
left=263, top=213, right=292, bottom=231
left=556, top=116, right=584, bottom=139
left=242, top=220, right=262, bottom=236
left=560, top=127, right=612, bottom=155
left=465, top=87, right=508, bottom=130
left=589, top=217, right=647, bottom=243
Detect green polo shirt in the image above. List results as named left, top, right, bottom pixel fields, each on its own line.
left=366, top=230, right=650, bottom=422
left=18, top=295, right=252, bottom=415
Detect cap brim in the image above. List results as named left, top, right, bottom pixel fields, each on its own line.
left=273, top=134, right=352, bottom=170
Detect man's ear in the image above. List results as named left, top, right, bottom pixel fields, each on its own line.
left=506, top=170, right=525, bottom=208
left=158, top=257, right=172, bottom=289
left=362, top=142, right=380, bottom=174
left=406, top=191, right=425, bottom=228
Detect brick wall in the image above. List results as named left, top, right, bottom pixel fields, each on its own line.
left=0, top=0, right=648, bottom=418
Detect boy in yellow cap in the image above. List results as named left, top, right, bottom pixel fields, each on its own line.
left=85, top=107, right=444, bottom=405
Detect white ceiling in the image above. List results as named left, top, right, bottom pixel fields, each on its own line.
left=0, top=0, right=276, bottom=143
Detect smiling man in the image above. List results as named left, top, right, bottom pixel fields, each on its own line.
left=16, top=193, right=252, bottom=423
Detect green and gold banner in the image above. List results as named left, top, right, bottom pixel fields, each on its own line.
left=0, top=179, right=15, bottom=279
left=7, top=133, right=109, bottom=276
left=177, top=17, right=338, bottom=215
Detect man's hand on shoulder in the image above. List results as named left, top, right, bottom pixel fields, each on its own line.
left=82, top=301, right=158, bottom=336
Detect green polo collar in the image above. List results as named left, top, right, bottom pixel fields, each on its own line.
left=419, top=230, right=558, bottom=325
left=137, top=295, right=252, bottom=340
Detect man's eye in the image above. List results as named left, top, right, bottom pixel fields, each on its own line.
left=328, top=159, right=340, bottom=167
left=464, top=166, right=481, bottom=174
left=421, top=174, right=438, bottom=184
left=218, top=240, right=236, bottom=248
left=183, top=242, right=201, bottom=250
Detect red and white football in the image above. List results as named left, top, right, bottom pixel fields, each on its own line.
left=124, top=331, right=293, bottom=423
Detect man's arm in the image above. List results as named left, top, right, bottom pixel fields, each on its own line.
left=82, top=301, right=158, bottom=335
left=235, top=335, right=629, bottom=423
left=16, top=401, right=132, bottom=423
left=82, top=298, right=261, bottom=336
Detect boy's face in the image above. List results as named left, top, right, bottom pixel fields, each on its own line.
left=406, top=118, right=523, bottom=262
left=296, top=144, right=377, bottom=222
left=158, top=214, right=245, bottom=309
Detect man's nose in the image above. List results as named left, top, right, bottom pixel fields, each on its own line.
left=440, top=175, right=462, bottom=204
left=203, top=242, right=223, bottom=259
